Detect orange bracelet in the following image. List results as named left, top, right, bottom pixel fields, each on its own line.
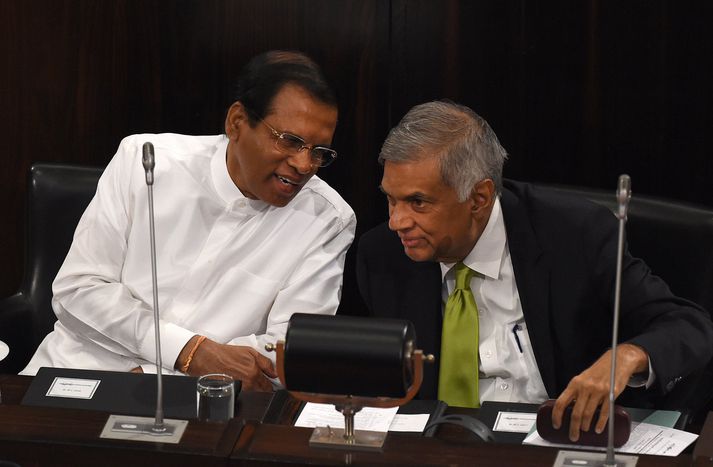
left=180, top=335, right=207, bottom=374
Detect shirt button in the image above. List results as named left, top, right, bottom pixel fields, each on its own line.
left=484, top=350, right=492, bottom=358
left=500, top=383, right=509, bottom=390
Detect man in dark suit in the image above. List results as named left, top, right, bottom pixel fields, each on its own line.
left=357, top=100, right=713, bottom=441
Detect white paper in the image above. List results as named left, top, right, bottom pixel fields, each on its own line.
left=46, top=377, right=101, bottom=399
left=523, top=421, right=698, bottom=457
left=294, top=402, right=398, bottom=432
left=493, top=411, right=537, bottom=433
left=388, top=413, right=431, bottom=432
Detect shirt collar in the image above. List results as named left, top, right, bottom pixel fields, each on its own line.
left=440, top=197, right=506, bottom=281
left=210, top=136, right=268, bottom=211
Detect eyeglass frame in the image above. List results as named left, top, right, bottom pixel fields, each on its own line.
left=258, top=118, right=338, bottom=168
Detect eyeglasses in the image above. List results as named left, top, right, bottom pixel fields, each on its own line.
left=260, top=119, right=338, bottom=168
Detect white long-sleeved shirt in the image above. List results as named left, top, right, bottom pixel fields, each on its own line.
left=22, top=133, right=356, bottom=375
left=440, top=198, right=549, bottom=403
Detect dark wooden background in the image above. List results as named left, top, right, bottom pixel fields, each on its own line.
left=1, top=0, right=712, bottom=317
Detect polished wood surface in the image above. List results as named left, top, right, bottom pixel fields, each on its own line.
left=0, top=374, right=705, bottom=466
left=0, top=374, right=266, bottom=466
left=231, top=422, right=693, bottom=467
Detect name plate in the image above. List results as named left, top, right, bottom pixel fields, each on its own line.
left=47, top=377, right=101, bottom=399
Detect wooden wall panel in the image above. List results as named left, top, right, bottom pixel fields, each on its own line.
left=389, top=0, right=713, bottom=204
left=2, top=0, right=712, bottom=317
left=0, top=0, right=391, bottom=317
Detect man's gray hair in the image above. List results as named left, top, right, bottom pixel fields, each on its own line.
left=379, top=101, right=508, bottom=201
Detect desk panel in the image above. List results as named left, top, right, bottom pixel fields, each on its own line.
left=230, top=421, right=692, bottom=467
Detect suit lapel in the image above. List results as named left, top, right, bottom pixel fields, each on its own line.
left=501, top=186, right=558, bottom=397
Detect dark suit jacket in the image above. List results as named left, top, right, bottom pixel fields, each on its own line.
left=356, top=180, right=713, bottom=406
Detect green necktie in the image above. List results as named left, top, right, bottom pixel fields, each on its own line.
left=438, top=262, right=480, bottom=408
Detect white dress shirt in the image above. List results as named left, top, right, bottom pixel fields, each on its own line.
left=22, top=133, right=356, bottom=375
left=440, top=198, right=549, bottom=403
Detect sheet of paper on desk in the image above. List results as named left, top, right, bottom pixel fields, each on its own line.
left=294, top=403, right=398, bottom=432
left=523, top=421, right=698, bottom=457
left=389, top=413, right=431, bottom=432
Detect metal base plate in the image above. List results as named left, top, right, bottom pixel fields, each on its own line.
left=100, top=414, right=188, bottom=443
left=553, top=450, right=638, bottom=467
left=309, top=426, right=386, bottom=452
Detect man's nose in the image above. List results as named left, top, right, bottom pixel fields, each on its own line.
left=388, top=204, right=412, bottom=231
left=287, top=149, right=315, bottom=175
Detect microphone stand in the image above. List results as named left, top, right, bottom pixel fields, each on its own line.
left=100, top=142, right=188, bottom=443
left=552, top=175, right=638, bottom=467
left=144, top=142, right=166, bottom=434
left=603, top=175, right=631, bottom=465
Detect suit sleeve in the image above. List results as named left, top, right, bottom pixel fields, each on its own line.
left=586, top=205, right=713, bottom=395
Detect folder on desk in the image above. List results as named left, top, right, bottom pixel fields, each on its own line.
left=22, top=367, right=199, bottom=419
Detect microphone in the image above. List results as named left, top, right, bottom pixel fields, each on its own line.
left=544, top=176, right=637, bottom=467
left=142, top=142, right=155, bottom=186
left=142, top=142, right=166, bottom=433
left=616, top=174, right=631, bottom=221
left=101, top=142, right=185, bottom=442
left=604, top=174, right=633, bottom=467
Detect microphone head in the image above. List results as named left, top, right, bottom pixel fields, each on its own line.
left=142, top=142, right=155, bottom=185
left=617, top=174, right=631, bottom=205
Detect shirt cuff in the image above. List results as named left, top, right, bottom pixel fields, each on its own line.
left=627, top=356, right=656, bottom=389
left=138, top=321, right=196, bottom=373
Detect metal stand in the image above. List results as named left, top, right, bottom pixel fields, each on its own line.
left=308, top=403, right=387, bottom=451
left=553, top=451, right=638, bottom=467
left=266, top=341, right=434, bottom=452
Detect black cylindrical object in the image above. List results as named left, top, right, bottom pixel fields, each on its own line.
left=283, top=313, right=416, bottom=398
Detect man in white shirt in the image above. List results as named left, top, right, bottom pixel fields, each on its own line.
left=22, top=51, right=356, bottom=391
left=357, top=100, right=713, bottom=441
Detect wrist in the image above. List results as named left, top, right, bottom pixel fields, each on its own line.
left=175, top=335, right=206, bottom=373
left=618, top=343, right=649, bottom=374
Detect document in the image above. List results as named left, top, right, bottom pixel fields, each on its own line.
left=523, top=421, right=698, bottom=457
left=389, top=413, right=431, bottom=432
left=295, top=403, right=398, bottom=432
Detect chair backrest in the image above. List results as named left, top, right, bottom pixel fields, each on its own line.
left=539, top=184, right=713, bottom=314
left=22, top=163, right=104, bottom=347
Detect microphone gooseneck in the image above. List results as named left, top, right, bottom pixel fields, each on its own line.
left=143, top=141, right=165, bottom=432
left=605, top=174, right=631, bottom=467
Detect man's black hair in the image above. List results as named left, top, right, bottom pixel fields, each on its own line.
left=233, top=50, right=337, bottom=126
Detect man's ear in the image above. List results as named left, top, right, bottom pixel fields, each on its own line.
left=224, top=101, right=247, bottom=140
left=469, top=179, right=496, bottom=218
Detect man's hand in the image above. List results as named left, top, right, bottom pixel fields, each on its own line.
left=176, top=336, right=277, bottom=392
left=552, top=343, right=648, bottom=441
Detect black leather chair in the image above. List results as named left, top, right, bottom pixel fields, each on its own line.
left=537, top=183, right=713, bottom=423
left=0, top=163, right=103, bottom=373
left=540, top=184, right=713, bottom=313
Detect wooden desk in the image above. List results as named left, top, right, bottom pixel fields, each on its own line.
left=230, top=421, right=695, bottom=467
left=0, top=374, right=266, bottom=467
left=0, top=374, right=704, bottom=467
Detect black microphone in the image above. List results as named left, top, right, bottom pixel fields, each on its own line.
left=142, top=142, right=155, bottom=186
